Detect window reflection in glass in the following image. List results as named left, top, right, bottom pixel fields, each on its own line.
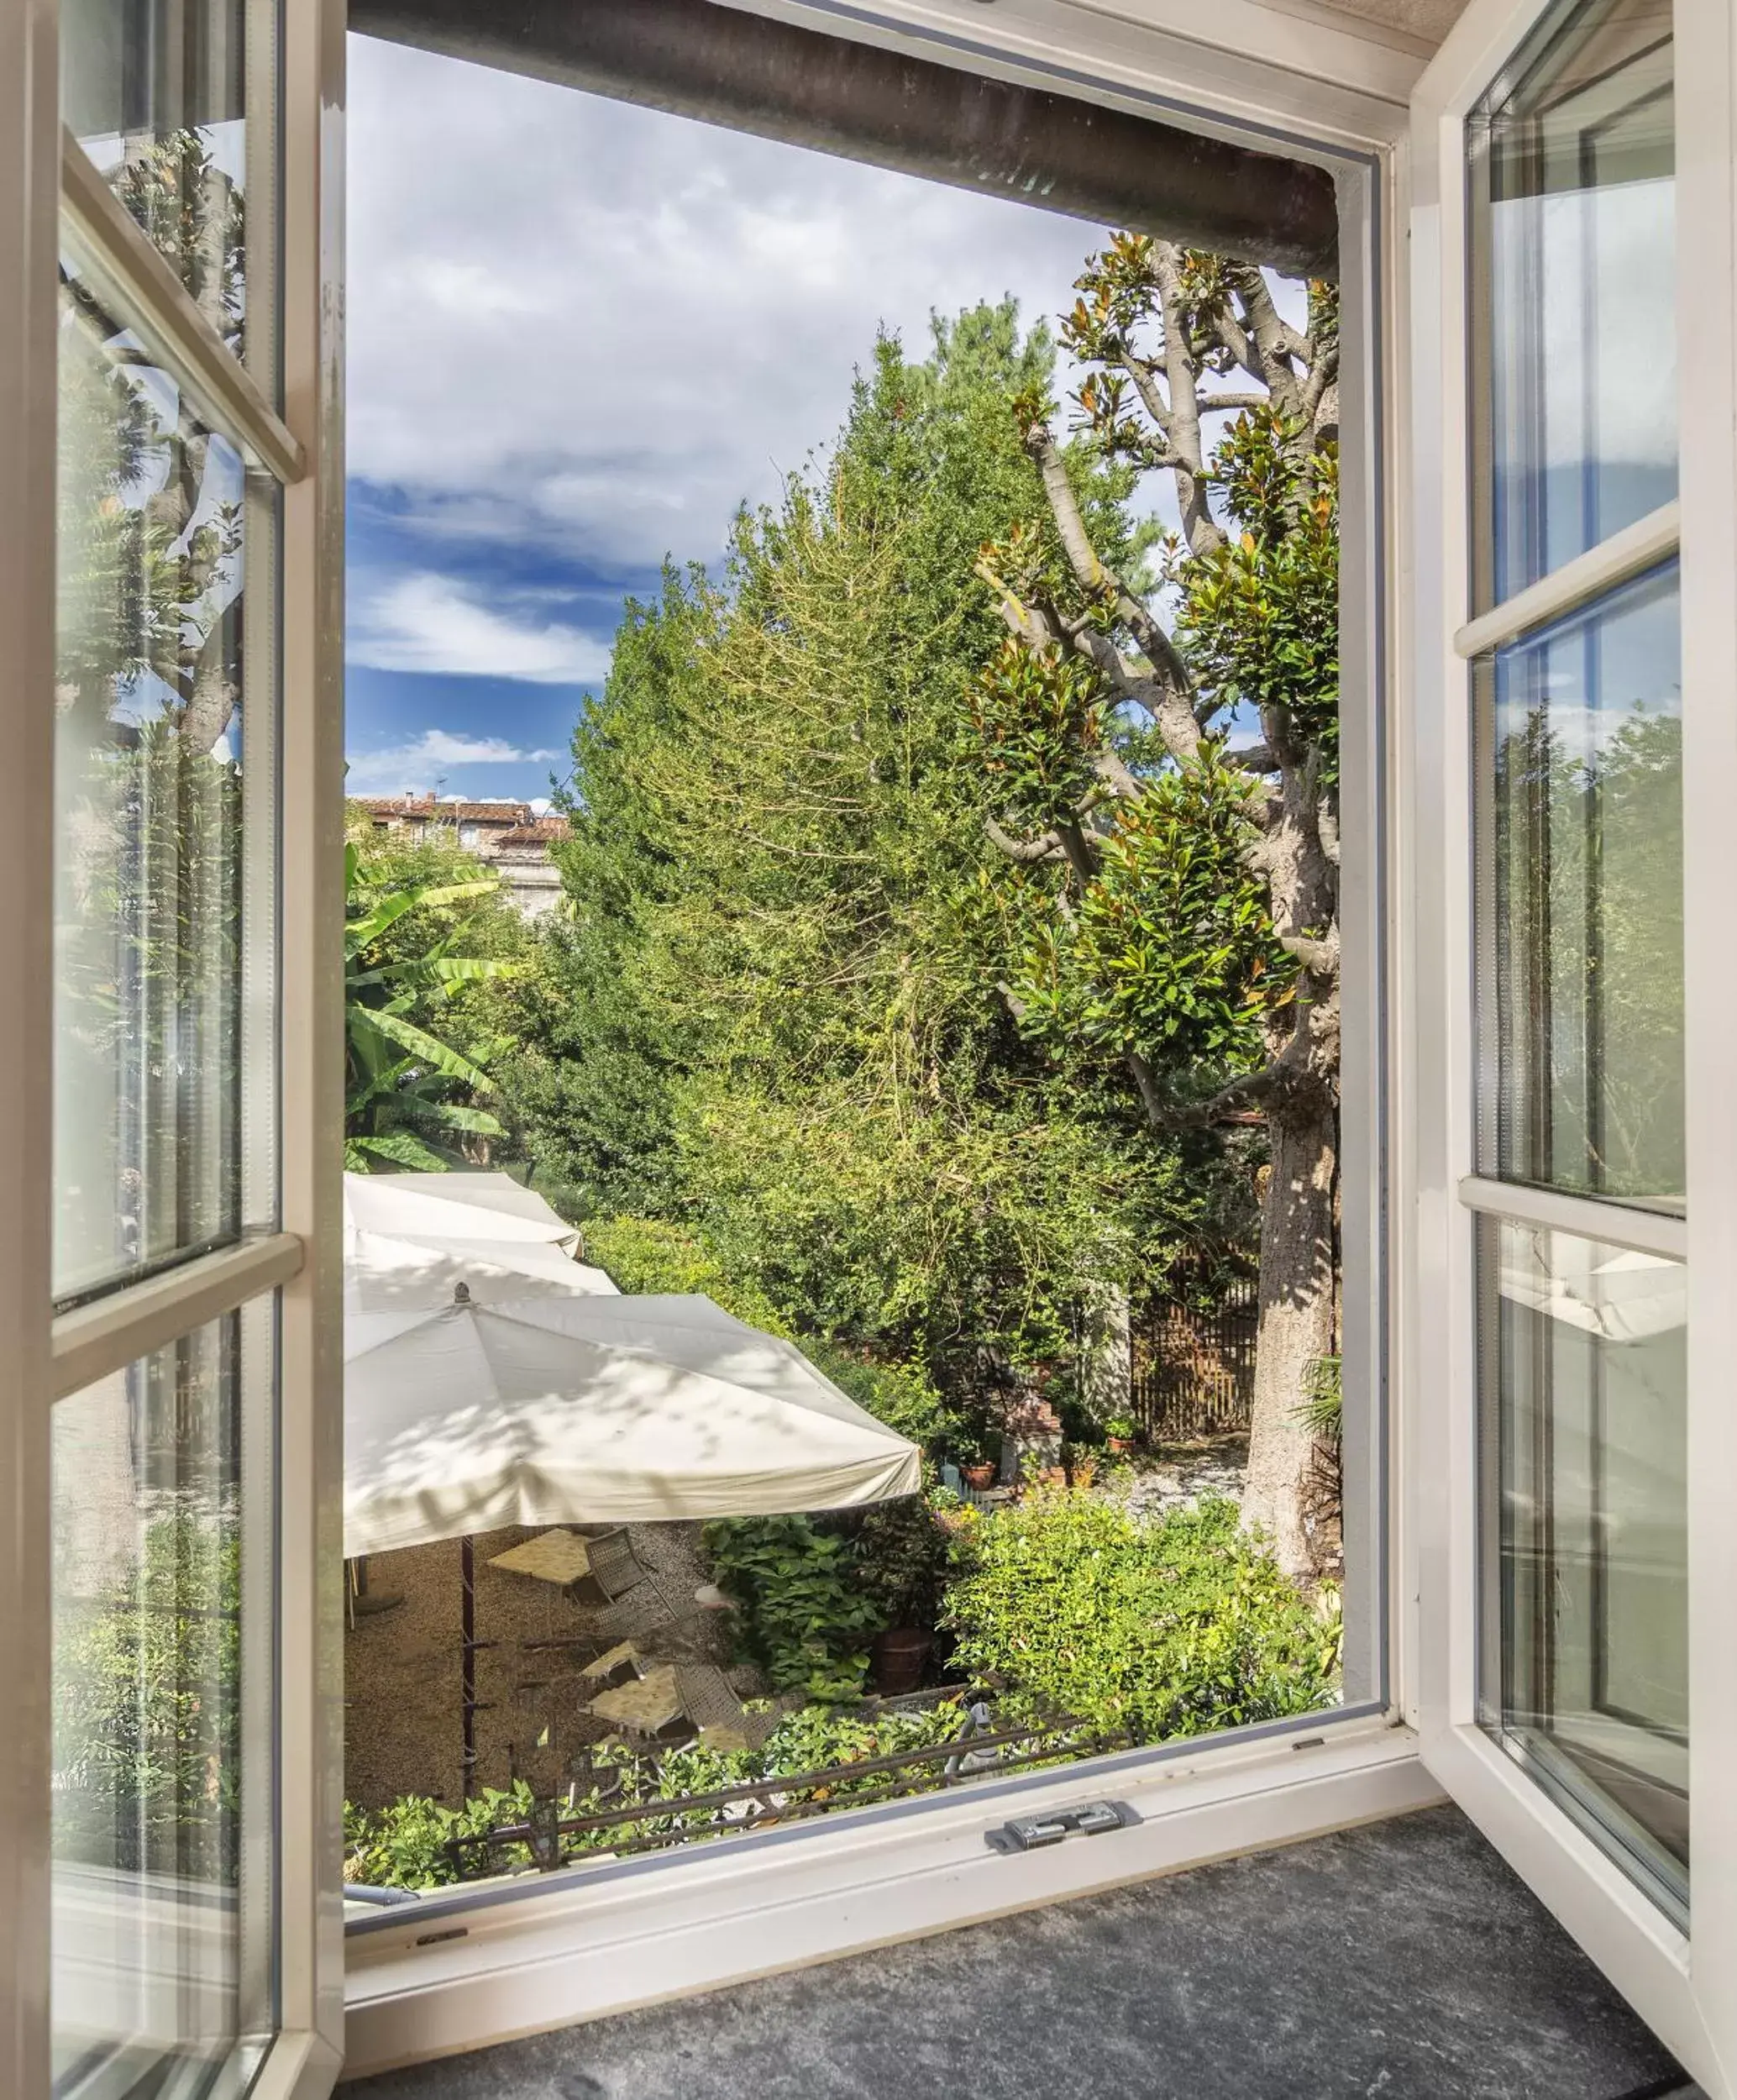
left=1476, top=561, right=1682, bottom=1209
left=1472, top=0, right=1674, bottom=607
left=51, top=1307, right=276, bottom=2099
left=60, top=0, right=255, bottom=359
left=55, top=271, right=259, bottom=1303
left=1478, top=1219, right=1687, bottom=1914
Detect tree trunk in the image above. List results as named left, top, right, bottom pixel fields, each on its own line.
left=1241, top=1101, right=1337, bottom=1580
left=1080, top=1280, right=1131, bottom=1426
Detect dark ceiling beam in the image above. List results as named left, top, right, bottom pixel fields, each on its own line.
left=346, top=0, right=1340, bottom=280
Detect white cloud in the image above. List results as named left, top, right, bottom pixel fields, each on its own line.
left=348, top=570, right=614, bottom=684
left=344, top=728, right=559, bottom=796
left=346, top=35, right=1115, bottom=570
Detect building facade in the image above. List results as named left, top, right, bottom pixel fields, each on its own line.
left=351, top=795, right=571, bottom=920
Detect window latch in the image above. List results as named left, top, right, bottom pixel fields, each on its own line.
left=985, top=1799, right=1139, bottom=1853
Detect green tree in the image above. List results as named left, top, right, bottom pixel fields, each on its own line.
left=1491, top=701, right=1684, bottom=1200
left=503, top=304, right=1251, bottom=1401
left=344, top=828, right=523, bottom=1171
left=968, top=238, right=1341, bottom=1575
left=54, top=1513, right=240, bottom=1883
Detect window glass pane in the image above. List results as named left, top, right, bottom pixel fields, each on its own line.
left=55, top=270, right=271, bottom=1304
left=60, top=0, right=276, bottom=381
left=1472, top=0, right=1674, bottom=607
left=51, top=1302, right=277, bottom=2098
left=1475, top=561, right=1682, bottom=1208
left=1478, top=1218, right=1687, bottom=1914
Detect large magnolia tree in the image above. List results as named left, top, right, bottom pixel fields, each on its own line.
left=973, top=235, right=1341, bottom=1577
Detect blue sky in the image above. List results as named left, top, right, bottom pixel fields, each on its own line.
left=343, top=35, right=1120, bottom=806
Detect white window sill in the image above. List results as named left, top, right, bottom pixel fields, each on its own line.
left=344, top=1713, right=1438, bottom=2079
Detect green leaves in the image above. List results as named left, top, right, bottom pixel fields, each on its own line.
left=1178, top=412, right=1339, bottom=763
left=344, top=1704, right=974, bottom=1887
left=970, top=260, right=1338, bottom=1152
left=1000, top=748, right=1291, bottom=1084
left=703, top=1516, right=885, bottom=1704
left=506, top=295, right=1188, bottom=1380
left=968, top=636, right=1108, bottom=832
left=53, top=1515, right=241, bottom=1883
left=943, top=1488, right=1338, bottom=1739
left=349, top=1002, right=499, bottom=1094
left=344, top=829, right=523, bottom=1173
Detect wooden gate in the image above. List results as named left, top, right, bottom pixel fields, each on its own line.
left=1129, top=1276, right=1258, bottom=1441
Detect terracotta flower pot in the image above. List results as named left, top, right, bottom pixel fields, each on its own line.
left=871, top=1627, right=932, bottom=1696
left=1107, top=1436, right=1132, bottom=1456
left=962, top=1463, right=995, bottom=1490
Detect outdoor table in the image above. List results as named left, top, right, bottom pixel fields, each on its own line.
left=586, top=1662, right=684, bottom=1735
left=487, top=1529, right=595, bottom=1585
left=580, top=1640, right=640, bottom=1683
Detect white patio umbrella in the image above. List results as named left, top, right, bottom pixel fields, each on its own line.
left=344, top=1227, right=617, bottom=1315
left=1495, top=1232, right=1685, bottom=1344
left=343, top=1168, right=587, bottom=1254
left=343, top=1291, right=920, bottom=1556
left=343, top=1169, right=617, bottom=1312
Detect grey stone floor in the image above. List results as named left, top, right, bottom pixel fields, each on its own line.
left=342, top=1804, right=1695, bottom=2100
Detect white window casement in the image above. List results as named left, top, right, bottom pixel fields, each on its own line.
left=3, top=0, right=1734, bottom=2095
left=3, top=0, right=347, bottom=2096
left=1409, top=0, right=1737, bottom=2085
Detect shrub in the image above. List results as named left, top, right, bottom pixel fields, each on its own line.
left=346, top=1704, right=977, bottom=1887
left=846, top=1493, right=955, bottom=1630
left=942, top=1488, right=1339, bottom=1741
left=803, top=1342, right=959, bottom=1452
left=343, top=1782, right=538, bottom=1890
left=579, top=1216, right=794, bottom=1337
left=702, top=1515, right=884, bottom=1702
left=625, top=1698, right=972, bottom=1839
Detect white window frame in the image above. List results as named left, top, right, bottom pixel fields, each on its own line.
left=1405, top=0, right=1737, bottom=2087
left=0, top=1, right=63, bottom=2091
left=11, top=0, right=1729, bottom=2089
left=339, top=0, right=1439, bottom=2076
left=0, top=0, right=349, bottom=2092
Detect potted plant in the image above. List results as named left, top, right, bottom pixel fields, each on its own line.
left=1104, top=1414, right=1136, bottom=1456
left=953, top=1425, right=997, bottom=1492
left=853, top=1499, right=951, bottom=1695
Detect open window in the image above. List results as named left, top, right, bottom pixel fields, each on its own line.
left=6, top=0, right=1735, bottom=2092
left=332, top=0, right=1410, bottom=2065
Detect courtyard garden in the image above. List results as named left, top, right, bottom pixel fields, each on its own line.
left=337, top=228, right=1348, bottom=1892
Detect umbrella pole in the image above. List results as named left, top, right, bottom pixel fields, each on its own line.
left=461, top=1535, right=477, bottom=1800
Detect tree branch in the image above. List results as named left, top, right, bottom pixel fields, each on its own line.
left=1225, top=743, right=1279, bottom=774
left=984, top=816, right=1065, bottom=864
left=1021, top=425, right=1199, bottom=757
left=1151, top=246, right=1225, bottom=557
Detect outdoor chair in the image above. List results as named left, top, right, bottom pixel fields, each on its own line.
left=674, top=1663, right=779, bottom=1751
left=580, top=1528, right=650, bottom=1603
left=587, top=1585, right=676, bottom=1642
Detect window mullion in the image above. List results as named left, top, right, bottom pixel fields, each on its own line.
left=59, top=127, right=303, bottom=486
left=1458, top=1176, right=1687, bottom=1260
left=1454, top=497, right=1681, bottom=659
left=50, top=1232, right=303, bottom=1402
